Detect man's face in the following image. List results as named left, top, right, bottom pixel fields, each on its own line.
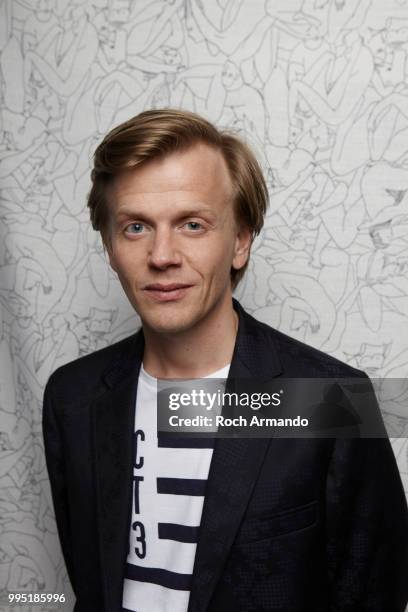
left=107, top=143, right=251, bottom=335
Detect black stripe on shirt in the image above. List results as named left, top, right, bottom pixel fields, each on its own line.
left=158, top=435, right=215, bottom=449
left=158, top=523, right=199, bottom=543
left=157, top=477, right=207, bottom=496
left=125, top=563, right=192, bottom=591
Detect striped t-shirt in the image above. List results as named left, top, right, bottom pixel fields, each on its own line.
left=122, top=363, right=229, bottom=612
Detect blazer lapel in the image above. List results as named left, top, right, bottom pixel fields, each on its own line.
left=92, top=331, right=144, bottom=612
left=188, top=301, right=283, bottom=612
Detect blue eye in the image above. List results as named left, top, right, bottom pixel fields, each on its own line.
left=126, top=223, right=144, bottom=234
left=185, top=221, right=202, bottom=231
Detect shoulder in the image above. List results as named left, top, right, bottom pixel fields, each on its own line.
left=45, top=331, right=140, bottom=400
left=243, top=306, right=365, bottom=379
left=271, top=325, right=363, bottom=378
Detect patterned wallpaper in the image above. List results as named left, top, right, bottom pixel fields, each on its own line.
left=1, top=0, right=408, bottom=609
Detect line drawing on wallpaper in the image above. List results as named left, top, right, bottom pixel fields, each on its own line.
left=1, top=0, right=408, bottom=609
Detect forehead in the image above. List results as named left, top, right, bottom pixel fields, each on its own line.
left=109, top=143, right=234, bottom=207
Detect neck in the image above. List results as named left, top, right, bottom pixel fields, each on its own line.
left=142, top=296, right=238, bottom=379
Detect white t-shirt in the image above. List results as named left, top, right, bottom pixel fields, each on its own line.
left=122, top=363, right=230, bottom=612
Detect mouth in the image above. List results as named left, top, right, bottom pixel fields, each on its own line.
left=143, top=283, right=193, bottom=302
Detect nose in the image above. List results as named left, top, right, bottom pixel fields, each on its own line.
left=147, top=227, right=182, bottom=270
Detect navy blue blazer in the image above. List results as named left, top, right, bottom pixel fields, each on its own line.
left=42, top=299, right=408, bottom=611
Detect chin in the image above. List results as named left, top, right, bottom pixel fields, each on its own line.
left=140, top=307, right=199, bottom=335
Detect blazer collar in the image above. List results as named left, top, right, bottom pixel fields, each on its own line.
left=230, top=298, right=282, bottom=379
left=100, top=298, right=282, bottom=385
left=92, top=299, right=282, bottom=612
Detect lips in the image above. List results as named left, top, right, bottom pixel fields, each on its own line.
left=145, top=283, right=191, bottom=291
left=144, top=283, right=193, bottom=302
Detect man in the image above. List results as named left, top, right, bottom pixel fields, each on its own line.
left=43, top=109, right=408, bottom=612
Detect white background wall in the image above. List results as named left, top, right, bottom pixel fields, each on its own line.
left=1, top=0, right=408, bottom=609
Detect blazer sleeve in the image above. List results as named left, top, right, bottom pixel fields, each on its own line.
left=325, top=432, right=408, bottom=611
left=42, top=374, right=77, bottom=594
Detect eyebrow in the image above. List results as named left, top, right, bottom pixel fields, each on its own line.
left=114, top=206, right=217, bottom=222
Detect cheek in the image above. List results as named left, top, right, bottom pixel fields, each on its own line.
left=189, top=237, right=235, bottom=278
left=109, top=247, right=140, bottom=279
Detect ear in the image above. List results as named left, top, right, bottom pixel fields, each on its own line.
left=232, top=225, right=252, bottom=272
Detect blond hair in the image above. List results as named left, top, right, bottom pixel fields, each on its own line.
left=87, top=108, right=268, bottom=288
